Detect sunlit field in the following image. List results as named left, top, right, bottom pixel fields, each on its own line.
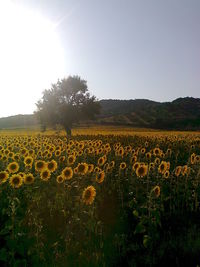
left=0, top=128, right=200, bottom=266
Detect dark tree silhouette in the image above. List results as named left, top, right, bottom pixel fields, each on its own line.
left=35, top=76, right=101, bottom=135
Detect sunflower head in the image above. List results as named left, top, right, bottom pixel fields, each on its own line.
left=163, top=170, right=170, bottom=179
left=88, top=164, right=94, bottom=173
left=146, top=152, right=151, bottom=160
left=47, top=160, right=58, bottom=172
left=109, top=161, right=115, bottom=168
left=61, top=167, right=73, bottom=180
left=181, top=165, right=188, bottom=176
left=158, top=161, right=168, bottom=174
left=9, top=174, right=23, bottom=188
left=68, top=155, right=76, bottom=165
left=191, top=153, right=196, bottom=164
left=77, top=163, right=88, bottom=175
left=132, top=162, right=140, bottom=172
left=35, top=160, right=47, bottom=172
left=153, top=148, right=160, bottom=156
left=24, top=156, right=33, bottom=167
left=120, top=162, right=126, bottom=170
left=24, top=173, right=35, bottom=185
left=56, top=175, right=64, bottom=184
left=98, top=156, right=105, bottom=167
left=175, top=166, right=182, bottom=177
left=82, top=186, right=96, bottom=205
left=154, top=157, right=160, bottom=165
left=7, top=162, right=19, bottom=174
left=0, top=171, right=9, bottom=184
left=152, top=186, right=161, bottom=198
left=40, top=169, right=51, bottom=181
left=96, top=171, right=105, bottom=183
left=136, top=164, right=148, bottom=177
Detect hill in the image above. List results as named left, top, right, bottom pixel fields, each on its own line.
left=0, top=114, right=38, bottom=130
left=0, top=97, right=200, bottom=130
left=98, top=97, right=200, bottom=130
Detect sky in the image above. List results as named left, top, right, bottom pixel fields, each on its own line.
left=0, top=0, right=200, bottom=117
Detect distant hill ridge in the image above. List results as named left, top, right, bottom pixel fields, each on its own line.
left=0, top=97, right=200, bottom=130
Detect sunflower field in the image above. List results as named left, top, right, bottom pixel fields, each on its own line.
left=0, top=130, right=200, bottom=266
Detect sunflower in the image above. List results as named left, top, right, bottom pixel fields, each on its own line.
left=130, top=155, right=137, bottom=164
left=77, top=163, right=88, bottom=175
left=68, top=155, right=76, bottom=165
left=74, top=167, right=78, bottom=174
left=24, top=173, right=35, bottom=185
left=9, top=174, right=23, bottom=188
left=18, top=172, right=26, bottom=179
left=195, top=155, right=200, bottom=164
left=59, top=156, right=66, bottom=162
left=7, top=162, right=19, bottom=174
left=61, top=167, right=73, bottom=180
left=2, top=155, right=8, bottom=162
left=175, top=166, right=182, bottom=177
left=94, top=166, right=101, bottom=173
left=154, top=157, right=160, bottom=165
left=153, top=148, right=160, bottom=157
left=149, top=163, right=155, bottom=172
left=152, top=186, right=160, bottom=198
left=47, top=160, right=58, bottom=172
left=55, top=150, right=61, bottom=157
left=166, top=148, right=172, bottom=156
left=109, top=161, right=115, bottom=168
left=24, top=156, right=33, bottom=168
left=120, top=162, right=126, bottom=170
left=136, top=164, right=148, bottom=177
left=98, top=156, right=105, bottom=167
left=40, top=170, right=51, bottom=181
left=118, top=147, right=124, bottom=157
left=8, top=152, right=14, bottom=158
left=88, top=164, right=94, bottom=173
left=13, top=153, right=20, bottom=161
left=190, top=153, right=196, bottom=164
left=35, top=160, right=47, bottom=172
left=146, top=152, right=151, bottom=160
left=158, top=161, right=168, bottom=174
left=20, top=148, right=28, bottom=156
left=96, top=171, right=105, bottom=183
left=163, top=170, right=170, bottom=179
left=78, top=150, right=83, bottom=156
left=141, top=148, right=146, bottom=154
left=0, top=171, right=9, bottom=184
left=166, top=162, right=170, bottom=170
left=56, top=175, right=64, bottom=184
left=181, top=165, right=188, bottom=176
left=82, top=186, right=96, bottom=205
left=132, top=162, right=140, bottom=172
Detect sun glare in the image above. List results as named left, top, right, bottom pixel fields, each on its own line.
left=0, top=1, right=66, bottom=117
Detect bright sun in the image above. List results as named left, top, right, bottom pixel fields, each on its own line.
left=0, top=1, right=66, bottom=117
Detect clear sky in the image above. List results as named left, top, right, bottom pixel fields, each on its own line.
left=0, top=0, right=200, bottom=117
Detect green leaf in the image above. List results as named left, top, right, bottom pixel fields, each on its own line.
left=0, top=248, right=7, bottom=262
left=0, top=225, right=12, bottom=235
left=134, top=223, right=146, bottom=234
left=132, top=210, right=139, bottom=218
left=143, top=235, right=151, bottom=248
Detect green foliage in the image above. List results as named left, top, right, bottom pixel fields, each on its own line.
left=35, top=76, right=101, bottom=134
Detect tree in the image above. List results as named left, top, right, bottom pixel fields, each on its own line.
left=35, top=76, right=101, bottom=136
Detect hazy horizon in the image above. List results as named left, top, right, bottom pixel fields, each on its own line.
left=0, top=95, right=198, bottom=118
left=0, top=0, right=199, bottom=117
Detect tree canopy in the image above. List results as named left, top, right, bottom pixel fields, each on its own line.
left=35, top=76, right=101, bottom=135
